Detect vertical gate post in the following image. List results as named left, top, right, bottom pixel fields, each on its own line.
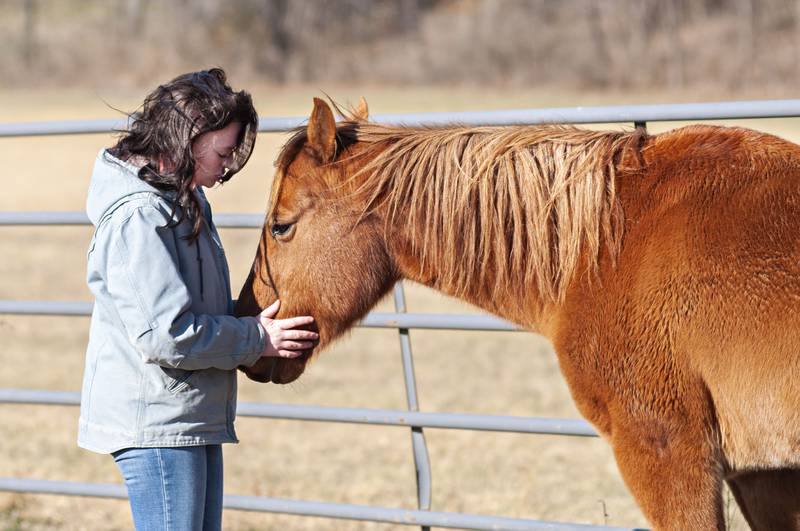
left=393, top=281, right=432, bottom=531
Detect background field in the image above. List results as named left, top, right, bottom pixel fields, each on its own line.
left=2, top=85, right=792, bottom=529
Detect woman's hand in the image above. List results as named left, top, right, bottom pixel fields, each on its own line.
left=256, top=300, right=318, bottom=358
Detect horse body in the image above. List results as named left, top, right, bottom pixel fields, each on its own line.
left=627, top=126, right=800, bottom=468
left=546, top=127, right=800, bottom=529
left=235, top=99, right=800, bottom=529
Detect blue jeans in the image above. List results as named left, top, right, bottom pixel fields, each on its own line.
left=112, top=445, right=223, bottom=531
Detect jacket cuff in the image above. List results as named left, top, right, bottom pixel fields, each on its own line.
left=239, top=317, right=265, bottom=367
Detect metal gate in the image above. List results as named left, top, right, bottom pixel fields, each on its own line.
left=4, top=98, right=799, bottom=529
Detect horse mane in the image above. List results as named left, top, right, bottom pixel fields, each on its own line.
left=274, top=111, right=646, bottom=303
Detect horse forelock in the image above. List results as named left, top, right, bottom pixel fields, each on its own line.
left=273, top=117, right=643, bottom=304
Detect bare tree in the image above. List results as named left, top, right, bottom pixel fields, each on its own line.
left=125, top=0, right=148, bottom=36
left=735, top=0, right=757, bottom=88
left=6, top=0, right=800, bottom=95
left=795, top=0, right=800, bottom=82
left=585, top=0, right=612, bottom=88
left=259, top=0, right=292, bottom=81
left=664, top=0, right=685, bottom=89
left=22, top=0, right=37, bottom=70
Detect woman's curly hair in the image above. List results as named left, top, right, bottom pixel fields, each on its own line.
left=109, top=68, right=258, bottom=241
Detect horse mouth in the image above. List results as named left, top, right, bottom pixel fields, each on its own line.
left=233, top=291, right=317, bottom=384
left=273, top=357, right=309, bottom=384
left=241, top=352, right=311, bottom=384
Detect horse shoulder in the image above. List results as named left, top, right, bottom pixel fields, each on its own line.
left=557, top=126, right=800, bottom=470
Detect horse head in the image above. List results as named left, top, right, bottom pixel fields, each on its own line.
left=234, top=98, right=398, bottom=384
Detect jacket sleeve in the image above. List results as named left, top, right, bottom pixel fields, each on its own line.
left=101, top=204, right=265, bottom=370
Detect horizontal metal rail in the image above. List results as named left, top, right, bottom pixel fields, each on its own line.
left=0, top=116, right=304, bottom=137
left=0, top=300, right=520, bottom=331
left=0, top=300, right=92, bottom=316
left=0, top=389, right=596, bottom=437
left=0, top=211, right=264, bottom=228
left=0, top=478, right=638, bottom=531
left=1, top=99, right=800, bottom=138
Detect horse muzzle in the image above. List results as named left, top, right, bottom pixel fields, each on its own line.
left=240, top=352, right=310, bottom=384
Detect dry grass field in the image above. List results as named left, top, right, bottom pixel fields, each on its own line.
left=2, top=85, right=793, bottom=530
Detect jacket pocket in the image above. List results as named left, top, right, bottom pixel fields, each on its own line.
left=162, top=367, right=194, bottom=394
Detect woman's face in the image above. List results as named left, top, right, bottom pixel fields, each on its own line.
left=191, top=121, right=242, bottom=189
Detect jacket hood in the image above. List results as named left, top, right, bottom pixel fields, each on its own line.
left=86, top=149, right=173, bottom=226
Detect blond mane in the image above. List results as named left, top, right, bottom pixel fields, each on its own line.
left=275, top=117, right=645, bottom=303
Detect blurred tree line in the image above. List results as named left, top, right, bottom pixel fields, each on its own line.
left=2, top=0, right=799, bottom=94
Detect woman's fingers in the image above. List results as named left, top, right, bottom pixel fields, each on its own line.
left=279, top=340, right=315, bottom=350
left=282, top=329, right=319, bottom=341
left=256, top=304, right=317, bottom=359
left=277, top=315, right=315, bottom=329
left=259, top=299, right=280, bottom=319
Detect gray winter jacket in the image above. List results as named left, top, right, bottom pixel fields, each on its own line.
left=78, top=150, right=265, bottom=454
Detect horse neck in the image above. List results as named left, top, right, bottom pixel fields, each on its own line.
left=349, top=125, right=634, bottom=331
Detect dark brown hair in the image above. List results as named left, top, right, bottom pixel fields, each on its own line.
left=109, top=68, right=258, bottom=240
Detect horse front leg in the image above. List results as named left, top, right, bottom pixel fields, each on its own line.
left=609, top=414, right=725, bottom=530
left=550, top=305, right=726, bottom=528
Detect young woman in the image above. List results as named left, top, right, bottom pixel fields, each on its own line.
left=78, top=68, right=316, bottom=530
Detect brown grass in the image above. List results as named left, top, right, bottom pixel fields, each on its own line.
left=0, top=85, right=774, bottom=529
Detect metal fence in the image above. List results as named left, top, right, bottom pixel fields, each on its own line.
left=3, top=98, right=799, bottom=529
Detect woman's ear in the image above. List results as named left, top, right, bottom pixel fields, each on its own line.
left=307, top=98, right=336, bottom=164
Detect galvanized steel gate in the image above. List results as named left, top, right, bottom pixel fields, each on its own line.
left=3, top=99, right=800, bottom=529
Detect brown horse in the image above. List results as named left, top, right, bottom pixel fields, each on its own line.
left=234, top=97, right=800, bottom=530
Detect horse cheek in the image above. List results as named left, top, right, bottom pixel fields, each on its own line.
left=312, top=220, right=395, bottom=342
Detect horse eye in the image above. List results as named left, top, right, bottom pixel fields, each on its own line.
left=270, top=223, right=294, bottom=237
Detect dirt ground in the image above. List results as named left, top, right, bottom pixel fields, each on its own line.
left=1, top=85, right=782, bottom=529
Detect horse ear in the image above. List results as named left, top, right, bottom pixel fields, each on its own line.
left=353, top=96, right=369, bottom=120
left=307, top=97, right=336, bottom=164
